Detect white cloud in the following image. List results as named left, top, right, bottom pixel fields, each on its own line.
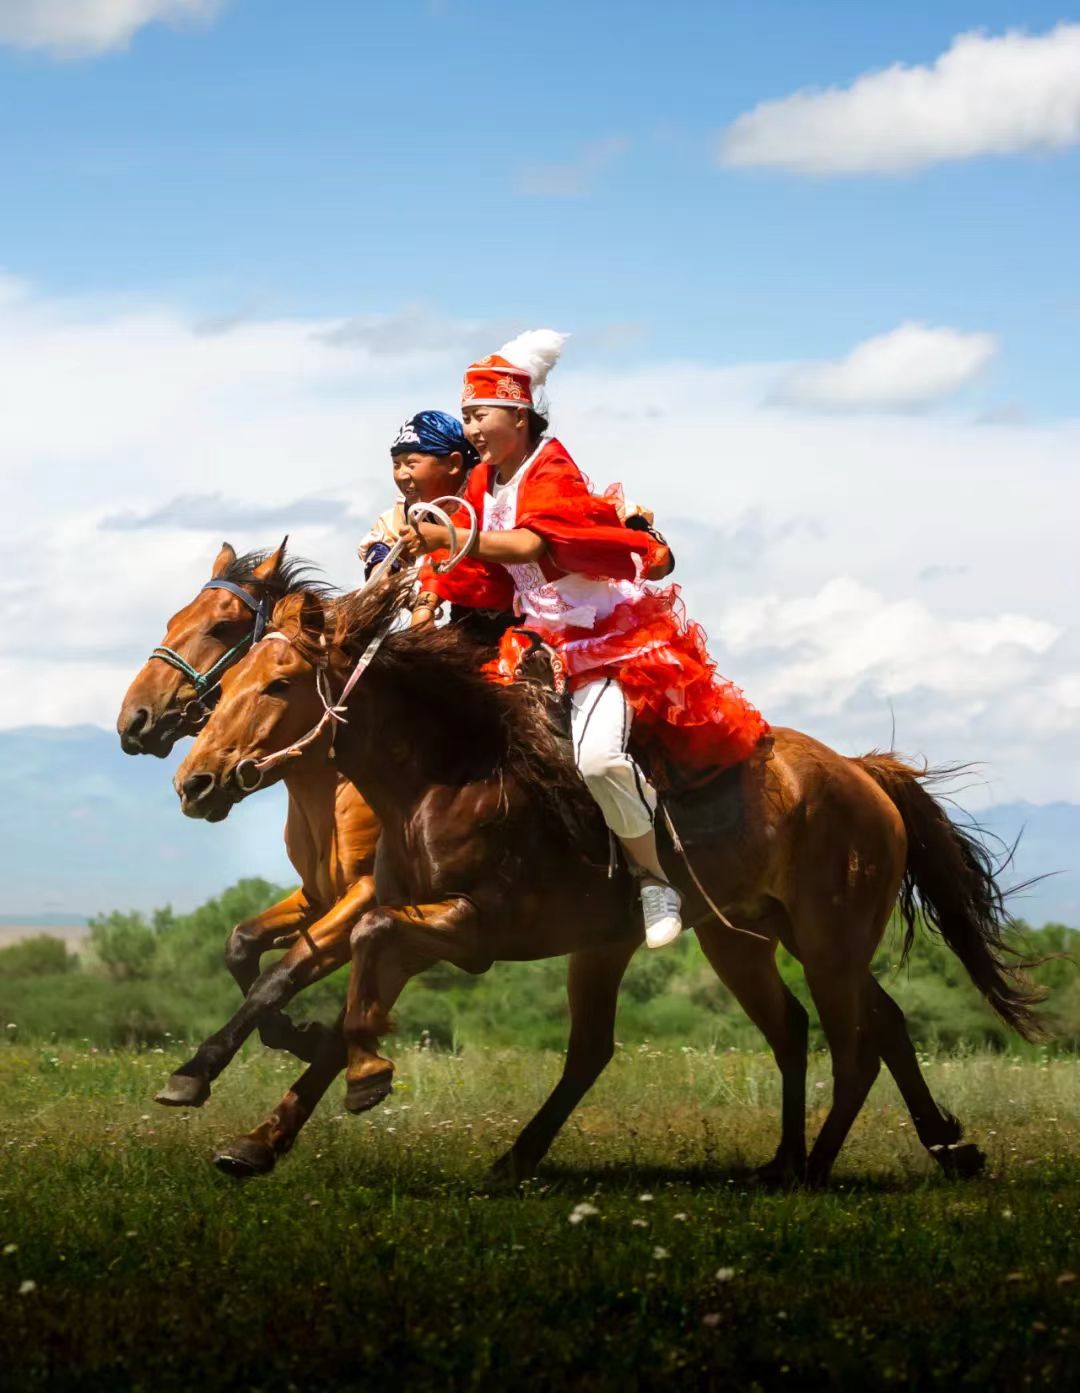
left=718, top=24, right=1080, bottom=175
left=0, top=0, right=225, bottom=57
left=717, top=577, right=1059, bottom=714
left=3, top=276, right=1080, bottom=805
left=516, top=137, right=629, bottom=197
left=772, top=322, right=998, bottom=412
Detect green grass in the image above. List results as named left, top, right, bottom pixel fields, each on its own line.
left=2, top=1044, right=1079, bottom=1391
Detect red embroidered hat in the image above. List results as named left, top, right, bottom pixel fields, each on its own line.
left=462, top=329, right=567, bottom=409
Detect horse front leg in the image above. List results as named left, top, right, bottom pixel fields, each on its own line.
left=492, top=937, right=637, bottom=1184
left=155, top=878, right=373, bottom=1108
left=213, top=1011, right=348, bottom=1179
left=224, top=887, right=318, bottom=996
left=343, top=897, right=487, bottom=1114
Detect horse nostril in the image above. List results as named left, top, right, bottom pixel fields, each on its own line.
left=125, top=707, right=152, bottom=739
left=182, top=772, right=216, bottom=804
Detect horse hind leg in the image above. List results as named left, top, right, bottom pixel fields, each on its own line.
left=867, top=978, right=985, bottom=1179
left=696, top=910, right=809, bottom=1185
left=802, top=956, right=882, bottom=1188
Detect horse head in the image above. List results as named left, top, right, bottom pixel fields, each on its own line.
left=173, top=589, right=335, bottom=821
left=116, top=539, right=291, bottom=758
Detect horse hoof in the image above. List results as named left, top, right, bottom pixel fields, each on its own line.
left=489, top=1150, right=533, bottom=1186
left=753, top=1157, right=806, bottom=1189
left=344, top=1070, right=394, bottom=1114
left=932, top=1142, right=986, bottom=1179
left=213, top=1138, right=277, bottom=1179
left=155, top=1073, right=211, bottom=1108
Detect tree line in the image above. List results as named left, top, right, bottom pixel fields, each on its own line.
left=1, top=878, right=1076, bottom=1051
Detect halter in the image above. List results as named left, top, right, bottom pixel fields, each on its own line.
left=149, top=579, right=272, bottom=724
left=233, top=498, right=476, bottom=792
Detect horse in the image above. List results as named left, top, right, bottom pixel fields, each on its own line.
left=116, top=542, right=382, bottom=1169
left=169, top=575, right=1041, bottom=1186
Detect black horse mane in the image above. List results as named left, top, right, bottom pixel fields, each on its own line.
left=220, top=547, right=331, bottom=604
left=328, top=575, right=602, bottom=845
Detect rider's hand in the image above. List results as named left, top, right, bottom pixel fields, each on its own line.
left=399, top=522, right=451, bottom=557
left=418, top=521, right=451, bottom=554
left=620, top=499, right=655, bottom=527
left=397, top=525, right=422, bottom=560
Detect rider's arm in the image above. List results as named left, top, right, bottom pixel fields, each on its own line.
left=405, top=522, right=547, bottom=566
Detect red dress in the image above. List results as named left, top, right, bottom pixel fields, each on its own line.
left=421, top=439, right=769, bottom=778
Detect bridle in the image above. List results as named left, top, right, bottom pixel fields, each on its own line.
left=232, top=498, right=477, bottom=793
left=149, top=578, right=272, bottom=728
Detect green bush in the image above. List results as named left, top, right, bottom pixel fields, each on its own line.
left=2, top=881, right=1075, bottom=1051
left=0, top=935, right=74, bottom=978
left=87, top=912, right=158, bottom=980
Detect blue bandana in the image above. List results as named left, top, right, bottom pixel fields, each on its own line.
left=390, top=410, right=477, bottom=468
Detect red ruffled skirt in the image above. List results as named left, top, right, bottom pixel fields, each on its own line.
left=487, top=585, right=769, bottom=777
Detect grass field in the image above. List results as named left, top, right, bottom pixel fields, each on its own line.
left=2, top=1043, right=1078, bottom=1391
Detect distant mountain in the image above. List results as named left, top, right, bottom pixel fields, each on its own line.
left=0, top=913, right=87, bottom=927
left=0, top=726, right=292, bottom=918
left=0, top=726, right=1076, bottom=927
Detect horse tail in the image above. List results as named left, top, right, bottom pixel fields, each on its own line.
left=853, top=752, right=1045, bottom=1041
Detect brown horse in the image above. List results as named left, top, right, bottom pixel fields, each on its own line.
left=116, top=543, right=381, bottom=1164
left=171, top=576, right=1040, bottom=1186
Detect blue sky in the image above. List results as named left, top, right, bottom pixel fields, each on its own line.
left=2, top=1, right=1080, bottom=914
left=1, top=1, right=1077, bottom=412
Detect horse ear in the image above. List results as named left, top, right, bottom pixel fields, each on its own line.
left=253, top=535, right=288, bottom=582
left=299, top=589, right=326, bottom=636
left=212, top=542, right=237, bottom=577
left=271, top=590, right=326, bottom=641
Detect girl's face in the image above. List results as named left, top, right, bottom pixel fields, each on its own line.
left=391, top=451, right=464, bottom=508
left=462, top=405, right=529, bottom=473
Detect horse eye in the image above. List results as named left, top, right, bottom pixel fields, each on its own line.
left=210, top=618, right=244, bottom=639
left=263, top=678, right=290, bottom=697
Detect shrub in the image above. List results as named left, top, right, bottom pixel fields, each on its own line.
left=0, top=935, right=74, bottom=978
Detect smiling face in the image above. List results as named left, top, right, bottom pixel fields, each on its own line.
left=391, top=450, right=466, bottom=509
left=461, top=405, right=531, bottom=475
left=173, top=594, right=328, bottom=821
left=117, top=542, right=284, bottom=758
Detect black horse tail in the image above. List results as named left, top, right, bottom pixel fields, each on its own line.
left=854, top=752, right=1045, bottom=1041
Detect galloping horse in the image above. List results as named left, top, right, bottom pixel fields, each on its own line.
left=117, top=542, right=381, bottom=1167
left=171, top=576, right=1040, bottom=1186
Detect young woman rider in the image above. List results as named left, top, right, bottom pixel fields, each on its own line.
left=401, top=332, right=769, bottom=949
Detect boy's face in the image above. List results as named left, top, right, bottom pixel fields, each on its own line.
left=391, top=450, right=464, bottom=508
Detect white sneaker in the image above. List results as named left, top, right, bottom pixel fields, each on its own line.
left=641, top=879, right=683, bottom=949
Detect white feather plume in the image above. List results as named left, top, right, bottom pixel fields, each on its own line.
left=496, top=328, right=568, bottom=386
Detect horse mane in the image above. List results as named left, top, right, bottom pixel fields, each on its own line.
left=330, top=576, right=602, bottom=846
left=221, top=548, right=331, bottom=605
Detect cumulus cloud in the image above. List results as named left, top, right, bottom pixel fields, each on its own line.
left=772, top=322, right=998, bottom=412
left=100, top=493, right=353, bottom=532
left=3, top=275, right=1080, bottom=805
left=516, top=137, right=629, bottom=197
left=0, top=0, right=226, bottom=57
left=718, top=24, right=1080, bottom=175
left=317, top=303, right=517, bottom=356
left=717, top=577, right=1060, bottom=714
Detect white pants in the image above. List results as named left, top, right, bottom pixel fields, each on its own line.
left=570, top=678, right=657, bottom=839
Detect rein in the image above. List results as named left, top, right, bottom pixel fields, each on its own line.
left=234, top=498, right=478, bottom=792
left=150, top=579, right=271, bottom=723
